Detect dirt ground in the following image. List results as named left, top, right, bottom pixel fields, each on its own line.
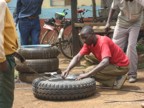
left=13, top=57, right=144, bottom=108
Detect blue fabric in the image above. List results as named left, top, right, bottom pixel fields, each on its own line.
left=18, top=17, right=40, bottom=45
left=15, top=0, right=43, bottom=45
left=15, top=0, right=43, bottom=23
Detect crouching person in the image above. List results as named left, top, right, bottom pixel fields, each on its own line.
left=61, top=26, right=129, bottom=89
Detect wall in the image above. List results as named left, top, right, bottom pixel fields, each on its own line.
left=8, top=0, right=101, bottom=19
left=78, top=0, right=100, bottom=6
left=7, top=0, right=103, bottom=43
left=42, top=0, right=100, bottom=8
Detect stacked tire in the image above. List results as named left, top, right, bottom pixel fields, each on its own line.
left=16, top=45, right=60, bottom=83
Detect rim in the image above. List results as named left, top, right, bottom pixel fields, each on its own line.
left=21, top=44, right=51, bottom=48
left=47, top=74, right=79, bottom=81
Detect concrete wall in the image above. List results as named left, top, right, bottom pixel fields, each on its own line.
left=42, top=0, right=101, bottom=8
left=8, top=0, right=101, bottom=19
left=78, top=0, right=100, bottom=6
left=7, top=0, right=104, bottom=43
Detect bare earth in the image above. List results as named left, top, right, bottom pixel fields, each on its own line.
left=13, top=57, right=144, bottom=108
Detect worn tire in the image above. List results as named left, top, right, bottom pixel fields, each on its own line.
left=32, top=74, right=96, bottom=100
left=18, top=45, right=60, bottom=59
left=16, top=58, right=59, bottom=73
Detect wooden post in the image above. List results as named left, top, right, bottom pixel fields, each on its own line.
left=92, top=0, right=97, bottom=22
left=71, top=0, right=80, bottom=57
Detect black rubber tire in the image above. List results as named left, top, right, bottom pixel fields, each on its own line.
left=32, top=74, right=96, bottom=100
left=18, top=45, right=60, bottom=59
left=18, top=70, right=61, bottom=83
left=16, top=58, right=59, bottom=73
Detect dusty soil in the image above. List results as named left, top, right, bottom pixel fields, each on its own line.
left=13, top=57, right=144, bottom=108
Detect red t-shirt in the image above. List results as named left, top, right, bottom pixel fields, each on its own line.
left=79, top=35, right=129, bottom=66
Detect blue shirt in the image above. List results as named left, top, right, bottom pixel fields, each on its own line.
left=15, top=0, right=43, bottom=23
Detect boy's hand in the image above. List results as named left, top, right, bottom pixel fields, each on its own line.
left=0, top=61, right=9, bottom=72
left=76, top=73, right=89, bottom=80
left=61, top=70, right=69, bottom=79
left=105, top=23, right=111, bottom=33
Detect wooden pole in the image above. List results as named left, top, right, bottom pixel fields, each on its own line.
left=71, top=0, right=80, bottom=57
left=92, top=0, right=97, bottom=22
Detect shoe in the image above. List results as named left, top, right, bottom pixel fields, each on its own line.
left=141, top=103, right=144, bottom=108
left=113, top=75, right=127, bottom=89
left=128, top=77, right=137, bottom=83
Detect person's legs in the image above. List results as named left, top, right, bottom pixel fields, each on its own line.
left=18, top=18, right=31, bottom=45
left=112, top=26, right=129, bottom=50
left=93, top=65, right=128, bottom=89
left=84, top=53, right=99, bottom=66
left=31, top=18, right=40, bottom=45
left=85, top=64, right=128, bottom=89
left=0, top=55, right=15, bottom=108
left=127, top=26, right=140, bottom=83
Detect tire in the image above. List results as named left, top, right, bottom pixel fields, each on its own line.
left=59, top=32, right=73, bottom=59
left=59, top=25, right=83, bottom=59
left=59, top=25, right=73, bottom=59
left=32, top=74, right=96, bottom=100
left=18, top=70, right=61, bottom=83
left=16, top=58, right=59, bottom=73
left=18, top=45, right=60, bottom=59
left=40, top=29, right=59, bottom=45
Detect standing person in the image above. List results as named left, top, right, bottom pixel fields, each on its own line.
left=0, top=0, right=18, bottom=107
left=105, top=0, right=144, bottom=83
left=15, top=0, right=43, bottom=45
left=62, top=26, right=129, bottom=89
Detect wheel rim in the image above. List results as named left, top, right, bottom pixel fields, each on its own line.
left=59, top=25, right=73, bottom=59
left=40, top=30, right=58, bottom=45
left=60, top=33, right=73, bottom=59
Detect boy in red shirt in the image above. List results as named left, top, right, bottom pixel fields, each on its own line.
left=62, top=26, right=129, bottom=89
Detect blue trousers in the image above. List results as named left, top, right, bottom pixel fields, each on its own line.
left=18, top=17, right=40, bottom=45
left=0, top=54, right=15, bottom=108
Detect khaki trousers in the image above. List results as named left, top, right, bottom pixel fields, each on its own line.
left=86, top=65, right=129, bottom=87
left=112, top=25, right=140, bottom=78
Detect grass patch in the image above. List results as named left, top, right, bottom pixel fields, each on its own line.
left=137, top=44, right=144, bottom=53
left=14, top=69, right=19, bottom=79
